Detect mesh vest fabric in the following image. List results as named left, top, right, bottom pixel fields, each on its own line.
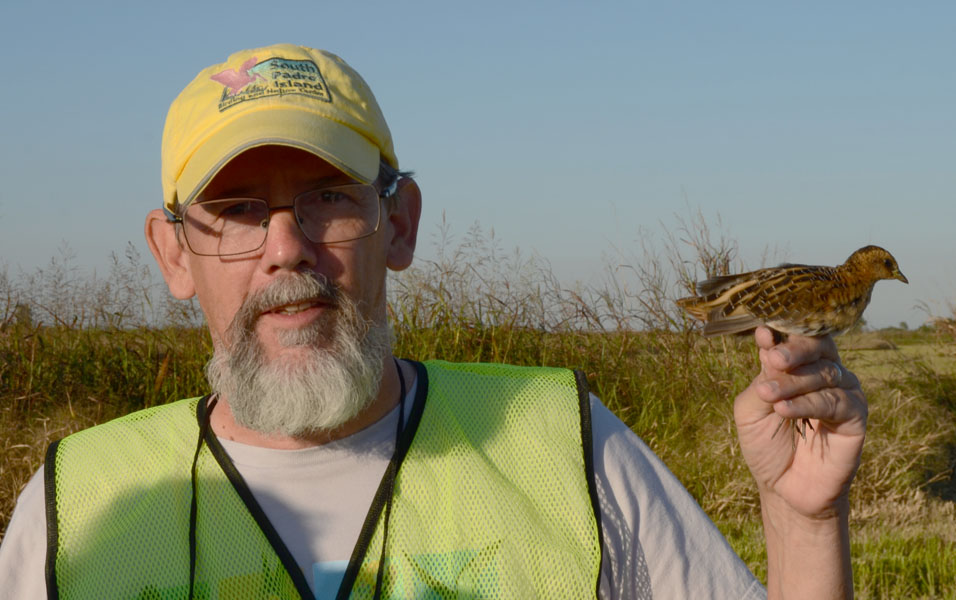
left=46, top=398, right=302, bottom=599
left=344, top=361, right=601, bottom=599
left=46, top=361, right=600, bottom=599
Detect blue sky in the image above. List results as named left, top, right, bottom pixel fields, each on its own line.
left=1, top=1, right=953, bottom=328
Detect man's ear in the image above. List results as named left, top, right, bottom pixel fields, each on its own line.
left=145, top=209, right=196, bottom=299
left=385, top=178, right=422, bottom=272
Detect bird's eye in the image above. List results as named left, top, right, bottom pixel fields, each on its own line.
left=884, top=259, right=893, bottom=269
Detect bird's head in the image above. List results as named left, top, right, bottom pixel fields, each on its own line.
left=845, top=245, right=908, bottom=284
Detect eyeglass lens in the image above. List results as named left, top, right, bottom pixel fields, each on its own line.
left=182, top=184, right=381, bottom=256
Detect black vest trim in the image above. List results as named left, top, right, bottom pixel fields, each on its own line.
left=574, top=369, right=605, bottom=598
left=335, top=359, right=430, bottom=599
left=196, top=397, right=313, bottom=599
left=44, top=440, right=62, bottom=600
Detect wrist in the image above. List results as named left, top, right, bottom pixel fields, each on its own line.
left=761, top=493, right=853, bottom=600
left=760, top=486, right=850, bottom=525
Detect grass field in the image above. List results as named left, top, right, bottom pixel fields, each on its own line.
left=2, top=233, right=954, bottom=598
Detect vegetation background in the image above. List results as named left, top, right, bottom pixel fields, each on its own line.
left=2, top=216, right=954, bottom=598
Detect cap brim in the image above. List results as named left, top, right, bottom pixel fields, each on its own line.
left=174, top=107, right=381, bottom=209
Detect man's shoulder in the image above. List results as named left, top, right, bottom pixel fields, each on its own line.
left=422, top=360, right=579, bottom=379
left=421, top=361, right=584, bottom=403
left=57, top=397, right=204, bottom=452
left=48, top=397, right=208, bottom=487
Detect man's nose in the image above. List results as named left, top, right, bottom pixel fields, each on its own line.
left=260, top=207, right=318, bottom=271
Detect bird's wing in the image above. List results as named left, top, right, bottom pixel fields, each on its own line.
left=694, top=272, right=754, bottom=296
left=702, top=314, right=764, bottom=336
left=739, top=266, right=835, bottom=321
left=683, top=265, right=837, bottom=328
left=693, top=263, right=812, bottom=296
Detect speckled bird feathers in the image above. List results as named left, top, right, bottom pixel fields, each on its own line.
left=677, top=246, right=908, bottom=337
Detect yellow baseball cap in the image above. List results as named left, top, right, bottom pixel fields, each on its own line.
left=161, top=44, right=397, bottom=214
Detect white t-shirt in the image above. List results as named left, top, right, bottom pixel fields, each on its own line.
left=0, top=378, right=764, bottom=600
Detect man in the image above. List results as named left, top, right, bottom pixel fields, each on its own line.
left=0, top=44, right=865, bottom=599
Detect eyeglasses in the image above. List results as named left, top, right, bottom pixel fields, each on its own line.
left=171, top=183, right=388, bottom=257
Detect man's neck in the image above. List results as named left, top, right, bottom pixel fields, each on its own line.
left=207, top=355, right=414, bottom=449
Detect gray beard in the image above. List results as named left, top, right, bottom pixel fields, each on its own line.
left=205, top=272, right=393, bottom=438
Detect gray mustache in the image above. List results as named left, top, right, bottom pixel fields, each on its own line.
left=235, top=272, right=340, bottom=329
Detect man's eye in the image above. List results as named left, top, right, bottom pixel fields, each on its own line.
left=318, top=191, right=350, bottom=204
left=220, top=201, right=258, bottom=217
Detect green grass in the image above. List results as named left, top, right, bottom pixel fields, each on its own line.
left=2, top=232, right=955, bottom=598
left=852, top=534, right=956, bottom=600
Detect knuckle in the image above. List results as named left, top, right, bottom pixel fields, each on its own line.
left=820, top=388, right=842, bottom=417
left=824, top=361, right=843, bottom=387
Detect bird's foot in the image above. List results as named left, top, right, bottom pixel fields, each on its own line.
left=771, top=417, right=815, bottom=448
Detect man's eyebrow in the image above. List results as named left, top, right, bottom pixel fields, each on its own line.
left=201, top=185, right=257, bottom=200
left=307, top=175, right=359, bottom=187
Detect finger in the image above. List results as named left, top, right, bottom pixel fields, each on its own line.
left=734, top=379, right=777, bottom=425
left=754, top=326, right=804, bottom=352
left=755, top=359, right=858, bottom=402
left=754, top=326, right=778, bottom=350
left=760, top=333, right=839, bottom=373
left=773, top=385, right=868, bottom=433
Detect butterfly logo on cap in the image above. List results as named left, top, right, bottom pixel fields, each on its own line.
left=210, top=56, right=266, bottom=96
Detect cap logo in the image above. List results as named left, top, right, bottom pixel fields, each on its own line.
left=210, top=56, right=333, bottom=112
left=209, top=56, right=265, bottom=96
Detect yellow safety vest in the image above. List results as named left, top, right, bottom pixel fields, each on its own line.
left=46, top=361, right=602, bottom=599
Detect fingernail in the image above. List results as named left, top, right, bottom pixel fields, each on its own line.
left=757, top=380, right=779, bottom=397
left=773, top=347, right=791, bottom=362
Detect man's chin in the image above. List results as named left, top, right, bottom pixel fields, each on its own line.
left=256, top=325, right=333, bottom=358
left=267, top=313, right=340, bottom=343
left=258, top=343, right=326, bottom=368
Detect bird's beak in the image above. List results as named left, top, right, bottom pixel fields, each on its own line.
left=896, top=270, right=908, bottom=284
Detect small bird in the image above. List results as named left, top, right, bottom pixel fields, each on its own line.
left=676, top=245, right=908, bottom=338
left=677, top=245, right=908, bottom=442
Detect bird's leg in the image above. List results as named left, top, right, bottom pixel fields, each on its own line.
left=768, top=329, right=817, bottom=445
left=767, top=327, right=790, bottom=346
left=798, top=418, right=814, bottom=440
left=771, top=416, right=789, bottom=440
